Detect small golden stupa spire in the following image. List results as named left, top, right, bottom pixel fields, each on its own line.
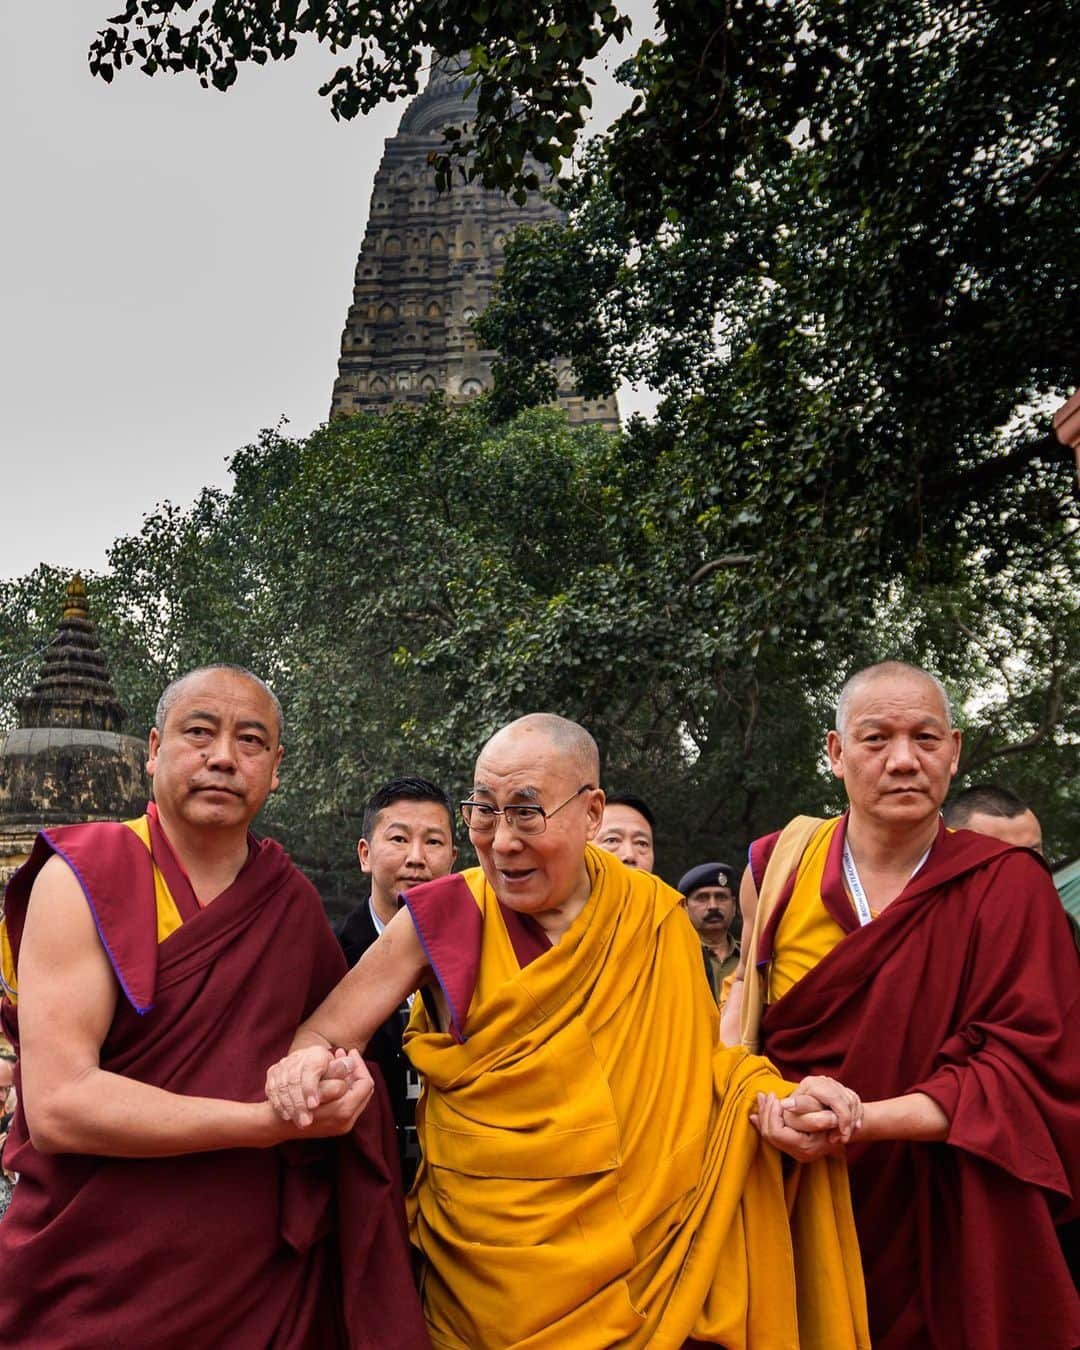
left=62, top=573, right=88, bottom=621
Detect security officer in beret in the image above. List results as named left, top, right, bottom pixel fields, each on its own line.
left=677, top=862, right=741, bottom=1003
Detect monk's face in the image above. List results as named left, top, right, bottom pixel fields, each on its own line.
left=596, top=804, right=655, bottom=872
left=469, top=728, right=604, bottom=917
left=827, top=672, right=961, bottom=830
left=147, top=670, right=283, bottom=834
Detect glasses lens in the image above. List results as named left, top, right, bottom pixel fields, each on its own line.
left=463, top=803, right=496, bottom=832
left=509, top=806, right=546, bottom=835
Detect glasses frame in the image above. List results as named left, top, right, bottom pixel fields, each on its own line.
left=460, top=784, right=593, bottom=836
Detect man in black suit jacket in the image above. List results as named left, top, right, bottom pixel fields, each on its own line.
left=333, top=776, right=457, bottom=1186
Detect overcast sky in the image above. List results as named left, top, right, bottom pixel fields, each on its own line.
left=1, top=3, right=653, bottom=582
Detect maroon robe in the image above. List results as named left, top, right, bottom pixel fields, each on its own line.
left=759, top=818, right=1080, bottom=1350
left=0, top=815, right=429, bottom=1350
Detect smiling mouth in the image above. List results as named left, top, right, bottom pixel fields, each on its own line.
left=498, top=868, right=536, bottom=883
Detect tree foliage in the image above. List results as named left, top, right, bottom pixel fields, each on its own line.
left=2, top=405, right=1076, bottom=892
left=46, top=1, right=1080, bottom=877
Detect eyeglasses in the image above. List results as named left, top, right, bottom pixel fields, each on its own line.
left=460, top=784, right=593, bottom=836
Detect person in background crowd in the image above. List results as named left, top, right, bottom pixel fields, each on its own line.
left=333, top=775, right=457, bottom=1186
left=596, top=791, right=656, bottom=872
left=943, top=782, right=1044, bottom=853
left=723, top=660, right=1079, bottom=1350
left=678, top=861, right=741, bottom=1002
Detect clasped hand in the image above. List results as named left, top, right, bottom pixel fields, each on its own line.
left=265, top=1045, right=372, bottom=1133
left=750, top=1075, right=863, bottom=1163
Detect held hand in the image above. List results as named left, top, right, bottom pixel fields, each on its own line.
left=273, top=1060, right=375, bottom=1141
left=301, top=1059, right=374, bottom=1137
left=312, top=1048, right=368, bottom=1106
left=266, top=1045, right=343, bottom=1126
left=751, top=1092, right=843, bottom=1163
left=779, top=1075, right=863, bottom=1144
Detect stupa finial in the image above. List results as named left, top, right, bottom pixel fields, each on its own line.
left=63, top=573, right=88, bottom=620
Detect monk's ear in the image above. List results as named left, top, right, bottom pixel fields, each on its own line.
left=825, top=729, right=844, bottom=779
left=583, top=788, right=606, bottom=840
left=269, top=744, right=283, bottom=792
left=146, top=727, right=161, bottom=775
left=948, top=728, right=962, bottom=775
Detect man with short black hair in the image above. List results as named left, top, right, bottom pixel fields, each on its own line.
left=334, top=775, right=457, bottom=1184
left=678, top=862, right=741, bottom=1000
left=943, top=783, right=1044, bottom=854
left=596, top=790, right=656, bottom=872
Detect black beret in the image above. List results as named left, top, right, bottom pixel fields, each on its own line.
left=677, top=862, right=739, bottom=898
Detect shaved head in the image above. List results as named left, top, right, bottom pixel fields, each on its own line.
left=944, top=785, right=1043, bottom=854
left=836, top=662, right=951, bottom=737
left=470, top=713, right=605, bottom=934
left=943, top=784, right=1028, bottom=827
left=480, top=714, right=600, bottom=783
left=156, top=664, right=284, bottom=741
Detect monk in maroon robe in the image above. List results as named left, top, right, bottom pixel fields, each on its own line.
left=0, top=665, right=428, bottom=1349
left=723, top=661, right=1080, bottom=1350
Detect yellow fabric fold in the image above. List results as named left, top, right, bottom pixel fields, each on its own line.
left=122, top=816, right=185, bottom=944
left=405, top=845, right=869, bottom=1349
left=764, top=817, right=847, bottom=1006
left=0, top=921, right=16, bottom=1005
left=739, top=816, right=830, bottom=1052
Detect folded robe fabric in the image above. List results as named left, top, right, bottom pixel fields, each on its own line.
left=402, top=845, right=870, bottom=1350
left=0, top=812, right=430, bottom=1350
left=758, top=816, right=1080, bottom=1350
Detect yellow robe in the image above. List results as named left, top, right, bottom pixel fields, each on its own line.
left=405, top=846, right=869, bottom=1349
left=765, top=818, right=850, bottom=1005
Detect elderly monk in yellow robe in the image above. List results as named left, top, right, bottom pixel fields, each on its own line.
left=267, top=715, right=869, bottom=1350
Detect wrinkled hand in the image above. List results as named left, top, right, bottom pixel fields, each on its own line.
left=280, top=1061, right=375, bottom=1139
left=751, top=1092, right=843, bottom=1162
left=266, top=1045, right=367, bottom=1127
left=780, top=1075, right=863, bottom=1145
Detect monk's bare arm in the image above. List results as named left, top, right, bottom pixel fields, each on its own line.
left=18, top=856, right=369, bottom=1156
left=856, top=1092, right=948, bottom=1142
left=766, top=1084, right=949, bottom=1157
left=266, top=905, right=429, bottom=1126
left=719, top=864, right=758, bottom=1045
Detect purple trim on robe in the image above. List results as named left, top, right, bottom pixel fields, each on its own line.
left=41, top=833, right=154, bottom=1016
left=404, top=874, right=484, bottom=1045
left=748, top=830, right=781, bottom=894
left=403, top=876, right=554, bottom=1045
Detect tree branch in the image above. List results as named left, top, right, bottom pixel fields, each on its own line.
left=935, top=432, right=1074, bottom=501
left=690, top=554, right=756, bottom=585
left=960, top=663, right=1067, bottom=775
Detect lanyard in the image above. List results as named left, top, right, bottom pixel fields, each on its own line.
left=841, top=841, right=875, bottom=926
left=842, top=838, right=932, bottom=927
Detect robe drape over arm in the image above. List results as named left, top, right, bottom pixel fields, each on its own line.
left=0, top=813, right=429, bottom=1350
left=401, top=846, right=870, bottom=1350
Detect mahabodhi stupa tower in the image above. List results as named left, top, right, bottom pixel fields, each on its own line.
left=329, top=59, right=619, bottom=428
